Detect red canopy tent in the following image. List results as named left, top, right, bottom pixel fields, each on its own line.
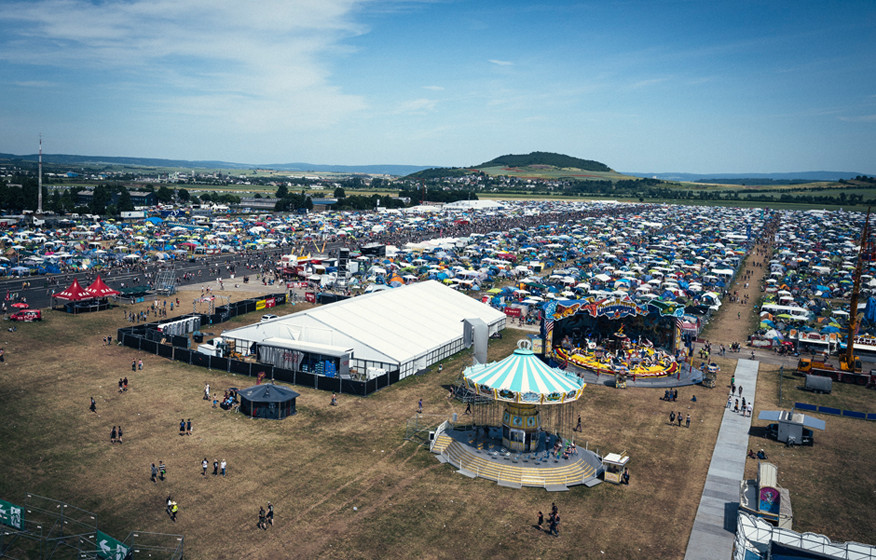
left=52, top=278, right=94, bottom=301
left=86, top=275, right=120, bottom=298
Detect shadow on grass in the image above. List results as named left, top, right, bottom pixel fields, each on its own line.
left=747, top=425, right=770, bottom=440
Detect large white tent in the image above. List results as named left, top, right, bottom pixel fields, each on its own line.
left=220, top=280, right=506, bottom=379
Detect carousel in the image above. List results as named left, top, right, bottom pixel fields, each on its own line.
left=431, top=340, right=604, bottom=490
left=540, top=295, right=697, bottom=386
left=554, top=326, right=680, bottom=379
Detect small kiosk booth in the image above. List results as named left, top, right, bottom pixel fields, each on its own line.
left=739, top=461, right=793, bottom=528
left=602, top=453, right=630, bottom=484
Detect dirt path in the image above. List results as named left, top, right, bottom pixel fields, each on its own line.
left=701, top=224, right=777, bottom=349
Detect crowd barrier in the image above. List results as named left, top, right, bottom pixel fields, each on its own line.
left=794, top=401, right=876, bottom=421
left=117, top=293, right=395, bottom=396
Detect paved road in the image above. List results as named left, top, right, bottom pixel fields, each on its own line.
left=0, top=249, right=287, bottom=311
left=684, top=359, right=759, bottom=560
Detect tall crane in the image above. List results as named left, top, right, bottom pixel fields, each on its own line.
left=842, top=207, right=871, bottom=372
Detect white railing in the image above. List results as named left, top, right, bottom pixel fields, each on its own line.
left=430, top=420, right=449, bottom=452
left=735, top=511, right=876, bottom=560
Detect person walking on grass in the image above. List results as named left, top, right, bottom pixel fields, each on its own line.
left=220, top=459, right=227, bottom=476
left=186, top=419, right=192, bottom=436
left=201, top=458, right=208, bottom=476
left=117, top=425, right=123, bottom=444
left=536, top=511, right=544, bottom=531
left=686, top=414, right=691, bottom=428
left=151, top=463, right=158, bottom=483
left=267, top=503, right=274, bottom=527
left=159, top=461, right=166, bottom=481
left=90, top=397, right=96, bottom=413
left=258, top=507, right=267, bottom=530
left=213, top=459, right=219, bottom=476
left=111, top=426, right=117, bottom=444
left=417, top=398, right=423, bottom=414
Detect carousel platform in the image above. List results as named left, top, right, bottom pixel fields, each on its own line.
left=432, top=425, right=603, bottom=491
left=566, top=360, right=704, bottom=389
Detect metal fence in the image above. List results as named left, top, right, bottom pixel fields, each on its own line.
left=116, top=293, right=394, bottom=396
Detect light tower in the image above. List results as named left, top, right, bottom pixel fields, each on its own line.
left=37, top=135, right=43, bottom=215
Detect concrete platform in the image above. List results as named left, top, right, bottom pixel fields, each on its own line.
left=433, top=425, right=603, bottom=490
left=684, top=359, right=759, bottom=560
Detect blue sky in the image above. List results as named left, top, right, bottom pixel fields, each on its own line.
left=1, top=0, right=874, bottom=173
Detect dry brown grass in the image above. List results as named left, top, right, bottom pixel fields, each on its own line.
left=0, top=294, right=732, bottom=560
left=746, top=365, right=876, bottom=544
left=1, top=250, right=871, bottom=559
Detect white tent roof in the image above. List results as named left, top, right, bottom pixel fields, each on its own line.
left=222, top=280, right=505, bottom=368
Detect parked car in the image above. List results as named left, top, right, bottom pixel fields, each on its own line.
left=10, top=309, right=41, bottom=322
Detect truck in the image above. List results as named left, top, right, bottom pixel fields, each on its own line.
left=796, top=357, right=876, bottom=387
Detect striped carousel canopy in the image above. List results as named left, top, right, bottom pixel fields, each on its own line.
left=464, top=340, right=585, bottom=405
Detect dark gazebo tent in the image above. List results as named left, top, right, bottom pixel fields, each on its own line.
left=238, top=383, right=299, bottom=419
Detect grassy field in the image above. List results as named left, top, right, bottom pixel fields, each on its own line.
left=2, top=290, right=734, bottom=560
left=745, top=365, right=876, bottom=545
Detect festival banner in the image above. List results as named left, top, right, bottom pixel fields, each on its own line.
left=95, top=530, right=129, bottom=560
left=0, top=499, right=24, bottom=530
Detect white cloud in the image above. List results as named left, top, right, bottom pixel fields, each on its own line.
left=422, top=85, right=445, bottom=91
left=839, top=114, right=876, bottom=123
left=0, top=0, right=369, bottom=132
left=13, top=80, right=57, bottom=88
left=629, top=77, right=669, bottom=89
left=394, top=98, right=437, bottom=114
left=488, top=59, right=513, bottom=66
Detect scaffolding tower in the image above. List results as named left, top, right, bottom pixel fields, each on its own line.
left=155, top=267, right=177, bottom=296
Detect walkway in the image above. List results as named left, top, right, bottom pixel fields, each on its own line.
left=684, top=358, right=759, bottom=560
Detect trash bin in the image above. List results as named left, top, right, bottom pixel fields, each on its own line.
left=193, top=331, right=204, bottom=343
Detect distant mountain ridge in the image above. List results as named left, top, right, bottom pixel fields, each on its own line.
left=0, top=153, right=431, bottom=176
left=626, top=171, right=866, bottom=182
left=0, top=152, right=865, bottom=181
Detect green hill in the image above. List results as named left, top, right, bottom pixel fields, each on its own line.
left=478, top=151, right=611, bottom=172
left=405, top=152, right=619, bottom=180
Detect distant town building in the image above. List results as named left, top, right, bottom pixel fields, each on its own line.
left=237, top=197, right=280, bottom=212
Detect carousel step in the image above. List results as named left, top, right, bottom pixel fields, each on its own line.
left=545, top=484, right=569, bottom=492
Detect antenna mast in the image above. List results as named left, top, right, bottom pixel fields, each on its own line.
left=37, top=134, right=43, bottom=214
